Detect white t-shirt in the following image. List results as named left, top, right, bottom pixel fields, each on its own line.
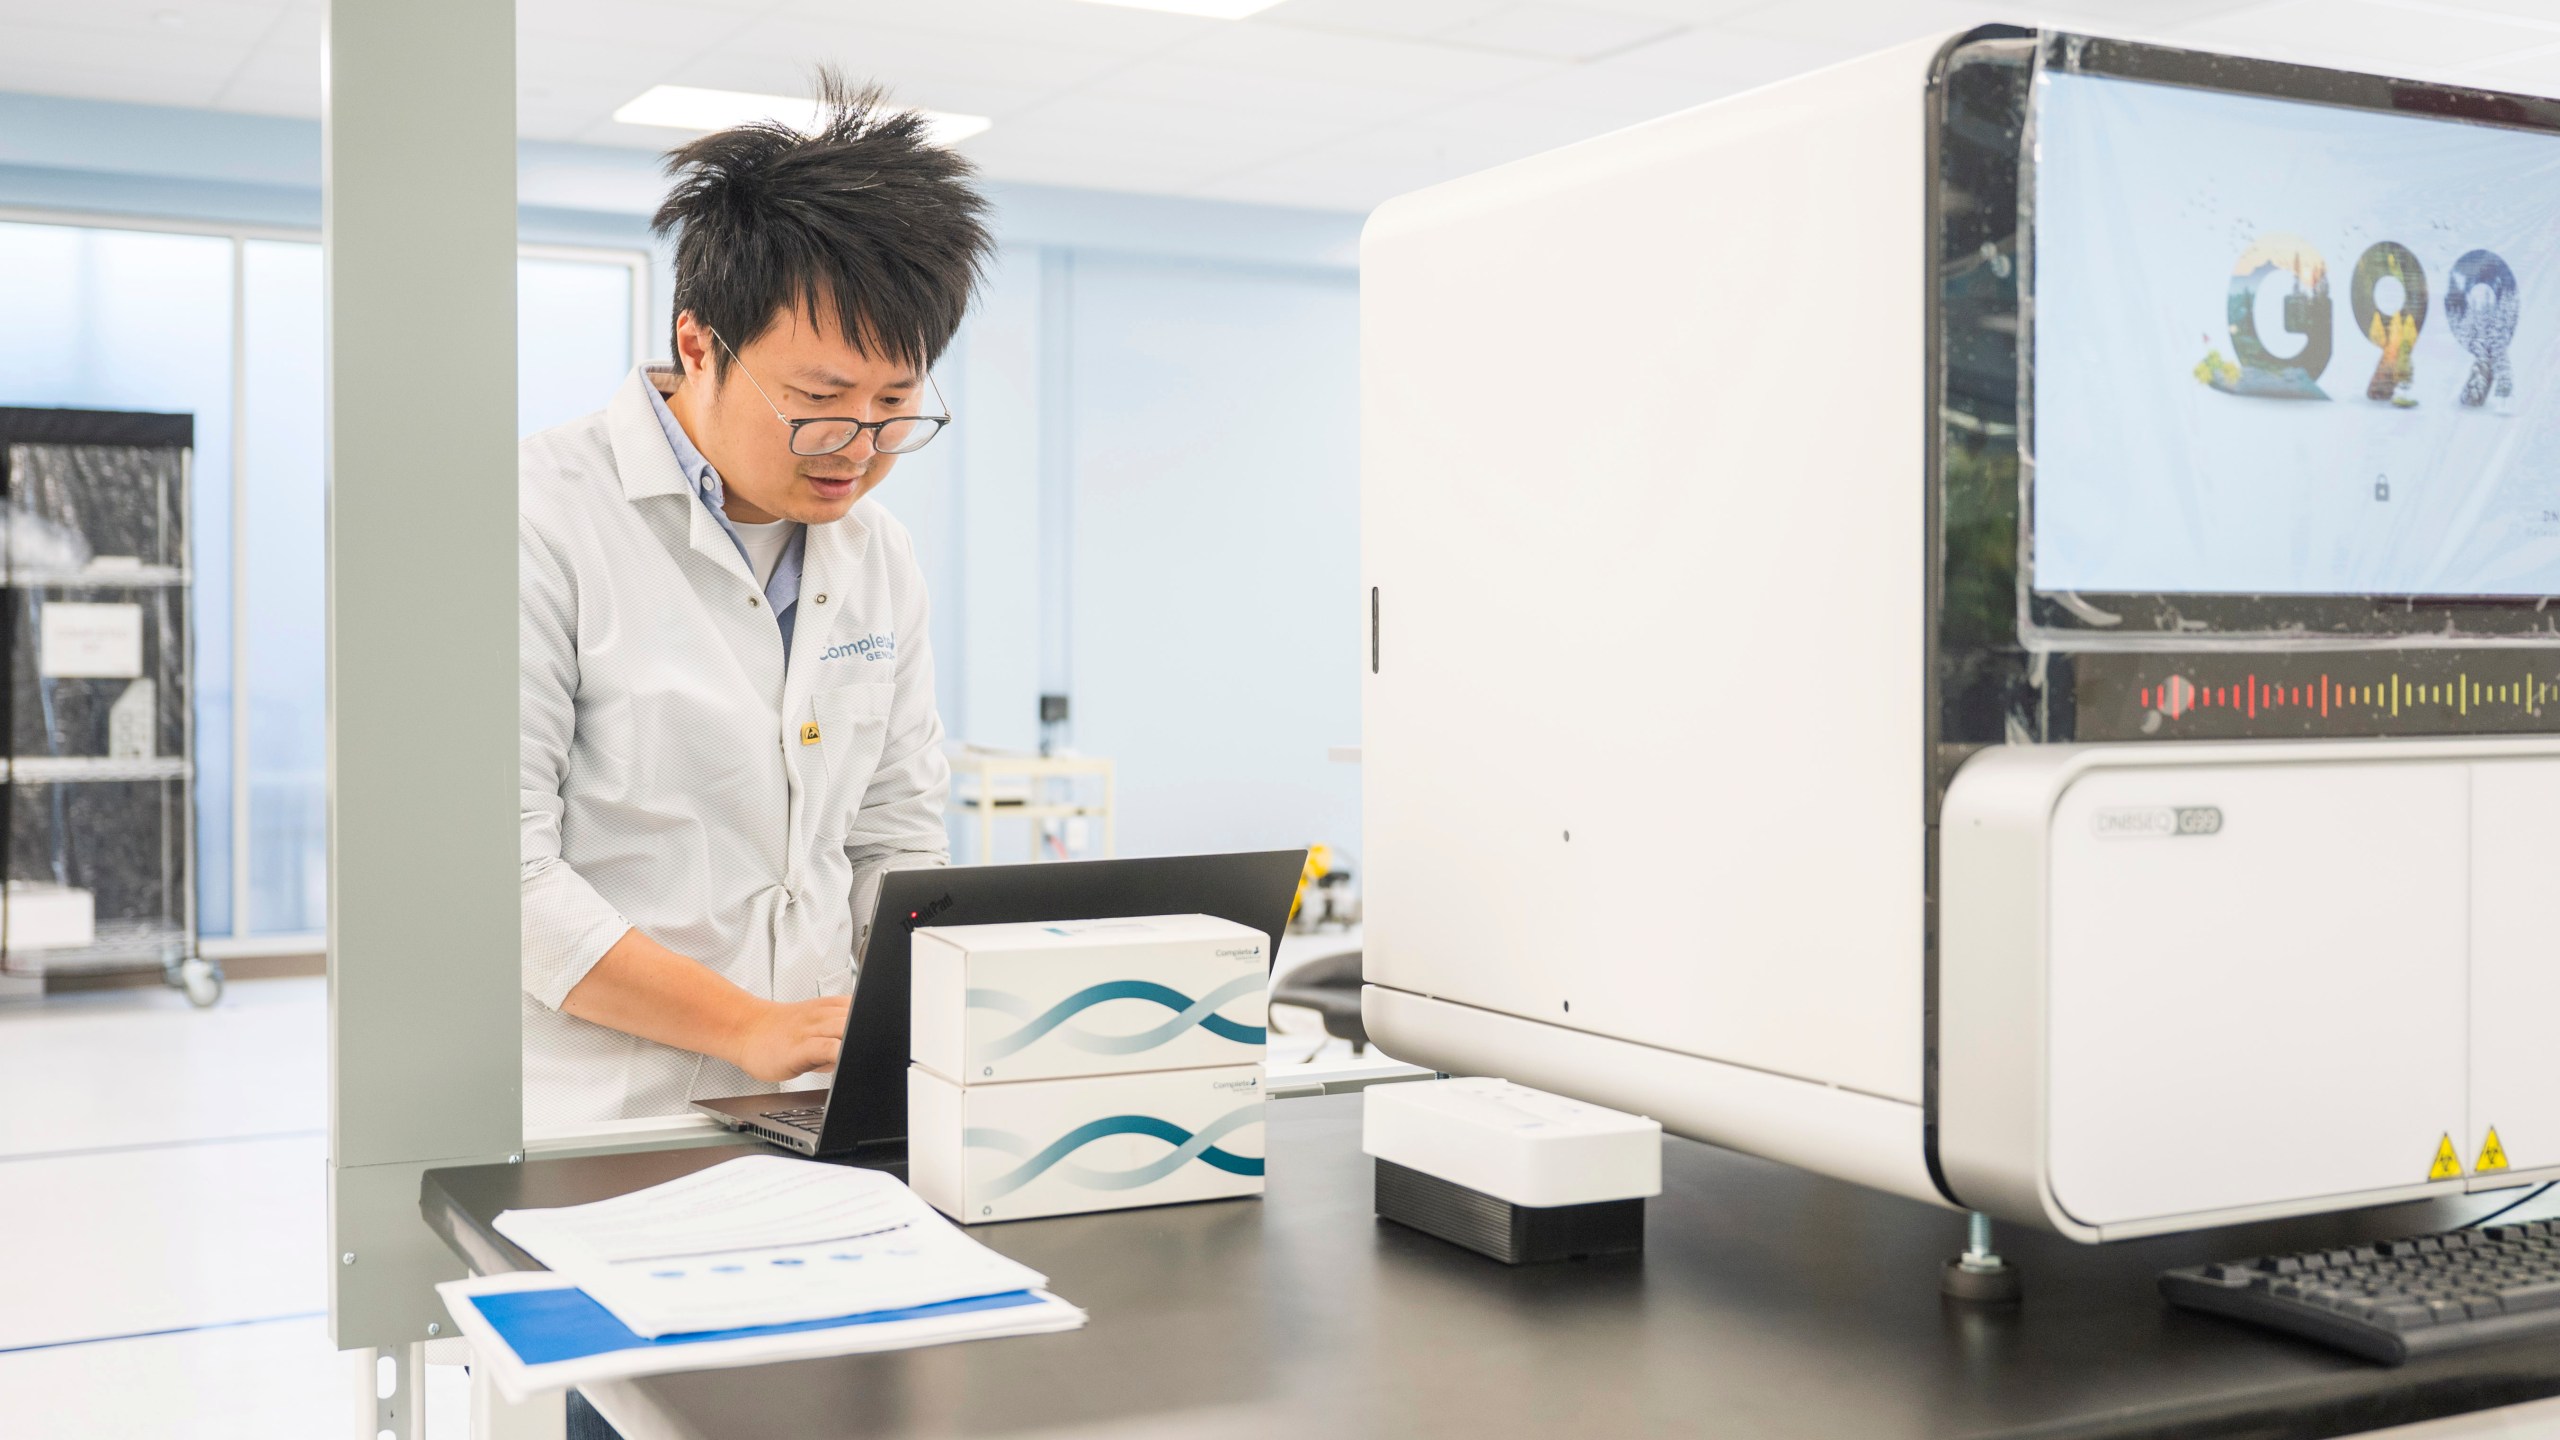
left=730, top=517, right=800, bottom=589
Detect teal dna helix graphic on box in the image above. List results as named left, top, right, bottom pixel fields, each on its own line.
left=966, top=1106, right=1266, bottom=1200
left=967, top=975, right=1267, bottom=1063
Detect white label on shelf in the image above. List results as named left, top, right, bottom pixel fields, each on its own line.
left=39, top=603, right=144, bottom=678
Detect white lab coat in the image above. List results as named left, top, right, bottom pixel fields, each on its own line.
left=518, top=369, right=949, bottom=1127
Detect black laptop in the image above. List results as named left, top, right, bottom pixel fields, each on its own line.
left=689, top=850, right=1308, bottom=1159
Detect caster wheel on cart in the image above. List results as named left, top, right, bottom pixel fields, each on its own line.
left=177, top=958, right=224, bottom=1008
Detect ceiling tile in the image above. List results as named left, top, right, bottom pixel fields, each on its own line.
left=1606, top=23, right=1854, bottom=83
left=209, top=3, right=318, bottom=115
left=2432, top=0, right=2560, bottom=28
left=227, top=15, right=317, bottom=67
left=2179, top=0, right=2560, bottom=75
left=763, top=0, right=1216, bottom=53
left=649, top=56, right=1070, bottom=125
left=518, top=29, right=716, bottom=90
left=966, top=125, right=1239, bottom=174
left=997, top=90, right=1369, bottom=162
left=210, top=80, right=323, bottom=120
left=0, top=21, right=259, bottom=84
left=712, top=13, right=1139, bottom=94
left=963, top=129, right=1240, bottom=196
left=2007, top=0, right=2264, bottom=29
left=212, top=45, right=321, bottom=110
left=1256, top=0, right=1515, bottom=39
left=1435, top=4, right=1685, bottom=60
left=519, top=0, right=773, bottom=35
left=1511, top=55, right=1741, bottom=115
left=31, top=0, right=289, bottom=44
left=60, top=0, right=2560, bottom=219
left=1344, top=122, right=1551, bottom=172
left=1720, top=0, right=1995, bottom=48
left=1513, top=0, right=1765, bottom=21
left=0, top=58, right=232, bottom=112
left=1400, top=85, right=1674, bottom=147
left=1194, top=145, right=1460, bottom=210
left=2464, top=40, right=2560, bottom=97
left=1165, top=21, right=1564, bottom=92
left=1083, top=57, right=1449, bottom=124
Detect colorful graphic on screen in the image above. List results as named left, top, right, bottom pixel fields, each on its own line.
left=2031, top=71, right=2560, bottom=597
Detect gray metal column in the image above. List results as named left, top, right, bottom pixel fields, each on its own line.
left=324, top=0, right=520, bottom=1350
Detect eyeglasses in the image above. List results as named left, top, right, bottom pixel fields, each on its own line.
left=709, top=328, right=951, bottom=457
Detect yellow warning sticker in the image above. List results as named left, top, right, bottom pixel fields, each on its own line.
left=800, top=722, right=823, bottom=746
left=2429, top=1134, right=2465, bottom=1182
left=2478, top=1128, right=2510, bottom=1175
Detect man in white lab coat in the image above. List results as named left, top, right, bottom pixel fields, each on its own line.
left=517, top=77, right=992, bottom=1126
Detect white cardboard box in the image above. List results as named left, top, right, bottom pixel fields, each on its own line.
left=911, top=914, right=1268, bottom=1085
left=908, top=1064, right=1267, bottom=1224
left=3, top=881, right=96, bottom=952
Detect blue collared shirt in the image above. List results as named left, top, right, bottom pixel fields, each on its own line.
left=644, top=365, right=807, bottom=658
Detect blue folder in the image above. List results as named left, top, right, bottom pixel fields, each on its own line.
left=467, top=1285, right=1050, bottom=1366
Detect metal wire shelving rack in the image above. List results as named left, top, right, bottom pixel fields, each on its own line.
left=0, top=408, right=209, bottom=1005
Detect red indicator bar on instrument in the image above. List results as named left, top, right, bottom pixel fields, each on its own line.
left=2133, top=667, right=2560, bottom=728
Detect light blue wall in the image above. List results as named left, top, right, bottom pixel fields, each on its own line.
left=1064, top=254, right=1362, bottom=859
left=0, top=88, right=1370, bottom=883
left=238, top=239, right=328, bottom=934
left=917, top=243, right=1364, bottom=863
left=952, top=250, right=1048, bottom=758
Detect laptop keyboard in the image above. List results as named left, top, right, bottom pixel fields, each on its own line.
left=761, top=1106, right=825, bottom=1132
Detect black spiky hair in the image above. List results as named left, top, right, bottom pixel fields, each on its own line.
left=651, top=69, right=993, bottom=379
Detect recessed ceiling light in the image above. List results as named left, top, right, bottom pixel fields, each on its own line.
left=1069, top=0, right=1285, bottom=17
left=612, top=85, right=992, bottom=146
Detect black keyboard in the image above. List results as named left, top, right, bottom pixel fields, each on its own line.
left=760, top=1106, right=825, bottom=1132
left=2162, top=1217, right=2560, bottom=1364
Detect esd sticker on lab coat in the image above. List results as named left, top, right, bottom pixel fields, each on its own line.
left=40, top=603, right=144, bottom=678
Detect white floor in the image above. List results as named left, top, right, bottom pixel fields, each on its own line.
left=0, top=976, right=454, bottom=1439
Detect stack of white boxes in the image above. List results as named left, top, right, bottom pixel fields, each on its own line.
left=907, top=914, right=1270, bottom=1224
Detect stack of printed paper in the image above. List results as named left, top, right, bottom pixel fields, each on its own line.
left=437, top=1156, right=1084, bottom=1397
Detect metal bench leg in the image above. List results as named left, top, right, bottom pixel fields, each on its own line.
left=357, top=1343, right=424, bottom=1440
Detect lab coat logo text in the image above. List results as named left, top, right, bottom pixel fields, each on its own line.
left=821, top=632, right=895, bottom=663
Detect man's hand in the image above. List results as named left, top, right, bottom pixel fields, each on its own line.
left=730, top=995, right=852, bottom=1082
left=563, top=927, right=852, bottom=1084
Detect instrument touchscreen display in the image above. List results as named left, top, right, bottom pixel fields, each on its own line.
left=2031, top=69, right=2560, bottom=599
